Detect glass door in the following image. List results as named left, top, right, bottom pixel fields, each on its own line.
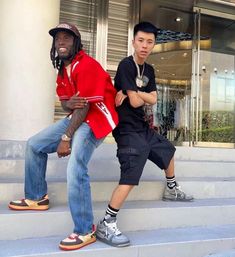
left=192, top=8, right=235, bottom=147
left=148, top=46, right=193, bottom=146
left=141, top=0, right=235, bottom=147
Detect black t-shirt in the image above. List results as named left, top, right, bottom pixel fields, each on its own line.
left=113, top=55, right=156, bottom=136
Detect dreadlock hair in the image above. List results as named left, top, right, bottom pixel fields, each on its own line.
left=50, top=34, right=83, bottom=76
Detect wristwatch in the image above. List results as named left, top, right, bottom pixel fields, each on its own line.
left=61, top=134, right=71, bottom=142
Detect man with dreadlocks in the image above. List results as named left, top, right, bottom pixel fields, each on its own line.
left=8, top=23, right=118, bottom=251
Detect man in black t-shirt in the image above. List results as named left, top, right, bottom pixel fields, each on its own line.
left=96, top=21, right=193, bottom=247
left=113, top=54, right=156, bottom=132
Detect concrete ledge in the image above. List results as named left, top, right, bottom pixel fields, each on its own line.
left=0, top=140, right=26, bottom=159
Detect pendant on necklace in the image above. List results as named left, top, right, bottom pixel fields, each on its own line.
left=136, top=76, right=144, bottom=88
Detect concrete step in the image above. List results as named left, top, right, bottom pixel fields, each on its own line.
left=1, top=141, right=235, bottom=256
left=1, top=198, right=235, bottom=240
left=1, top=143, right=235, bottom=180
left=1, top=141, right=235, bottom=162
left=204, top=249, right=235, bottom=257
left=0, top=224, right=235, bottom=257
left=1, top=178, right=235, bottom=205
left=1, top=158, right=235, bottom=180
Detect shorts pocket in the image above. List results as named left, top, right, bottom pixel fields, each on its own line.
left=117, top=147, right=140, bottom=170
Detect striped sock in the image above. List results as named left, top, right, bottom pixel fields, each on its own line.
left=104, top=204, right=119, bottom=220
left=166, top=176, right=177, bottom=189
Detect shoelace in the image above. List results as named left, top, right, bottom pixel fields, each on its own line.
left=69, top=233, right=79, bottom=239
left=174, top=186, right=186, bottom=199
left=105, top=221, right=121, bottom=236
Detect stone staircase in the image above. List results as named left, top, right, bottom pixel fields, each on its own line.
left=0, top=141, right=235, bottom=257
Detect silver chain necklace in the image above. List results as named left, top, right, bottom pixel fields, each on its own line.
left=133, top=54, right=145, bottom=88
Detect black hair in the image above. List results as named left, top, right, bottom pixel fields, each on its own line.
left=133, top=21, right=158, bottom=40
left=50, top=32, right=83, bottom=76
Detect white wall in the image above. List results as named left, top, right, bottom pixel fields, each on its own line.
left=0, top=0, right=60, bottom=140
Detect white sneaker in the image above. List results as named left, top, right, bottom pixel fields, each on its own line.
left=163, top=183, right=194, bottom=201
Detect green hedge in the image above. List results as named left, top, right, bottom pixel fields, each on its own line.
left=199, top=111, right=234, bottom=142
left=200, top=126, right=234, bottom=142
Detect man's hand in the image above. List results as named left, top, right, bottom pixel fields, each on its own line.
left=65, top=92, right=88, bottom=110
left=115, top=90, right=127, bottom=107
left=57, top=141, right=71, bottom=158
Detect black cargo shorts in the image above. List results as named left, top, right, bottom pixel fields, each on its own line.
left=115, top=129, right=176, bottom=185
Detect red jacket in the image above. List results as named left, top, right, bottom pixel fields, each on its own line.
left=56, top=50, right=118, bottom=139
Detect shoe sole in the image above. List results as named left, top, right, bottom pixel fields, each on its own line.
left=96, top=234, right=130, bottom=247
left=8, top=204, right=49, bottom=211
left=59, top=237, right=96, bottom=251
left=162, top=197, right=194, bottom=202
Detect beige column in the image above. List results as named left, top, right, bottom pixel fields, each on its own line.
left=0, top=0, right=60, bottom=140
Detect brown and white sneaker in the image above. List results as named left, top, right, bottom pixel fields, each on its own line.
left=8, top=194, right=49, bottom=211
left=59, top=230, right=96, bottom=251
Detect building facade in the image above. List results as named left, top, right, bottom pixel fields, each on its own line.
left=1, top=0, right=235, bottom=150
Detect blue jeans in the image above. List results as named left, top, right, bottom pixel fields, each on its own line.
left=24, top=118, right=104, bottom=234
